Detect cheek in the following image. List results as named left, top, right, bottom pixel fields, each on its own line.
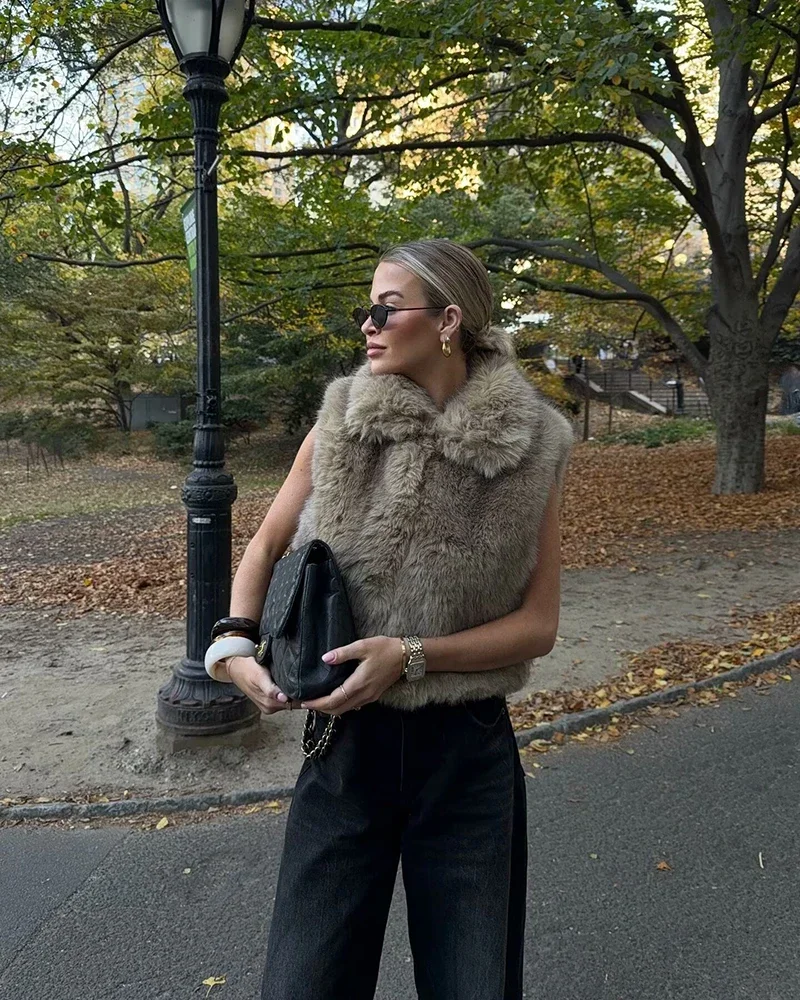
left=390, top=325, right=435, bottom=362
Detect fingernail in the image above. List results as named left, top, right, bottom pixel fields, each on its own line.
left=322, top=652, right=336, bottom=663
left=277, top=693, right=288, bottom=702
left=300, top=703, right=309, bottom=709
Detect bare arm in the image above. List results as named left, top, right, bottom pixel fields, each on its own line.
left=423, top=479, right=562, bottom=672
left=213, top=424, right=316, bottom=686
left=302, top=481, right=564, bottom=714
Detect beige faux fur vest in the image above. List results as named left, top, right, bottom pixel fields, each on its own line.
left=291, top=327, right=574, bottom=711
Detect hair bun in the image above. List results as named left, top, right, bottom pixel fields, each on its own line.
left=472, top=323, right=515, bottom=358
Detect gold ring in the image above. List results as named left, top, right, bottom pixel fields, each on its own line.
left=339, top=684, right=349, bottom=702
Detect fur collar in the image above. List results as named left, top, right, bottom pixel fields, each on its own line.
left=343, top=326, right=544, bottom=478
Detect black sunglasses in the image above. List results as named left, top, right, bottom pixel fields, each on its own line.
left=352, top=304, right=444, bottom=329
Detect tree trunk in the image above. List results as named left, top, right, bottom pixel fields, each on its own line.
left=705, top=313, right=771, bottom=494
left=113, top=392, right=130, bottom=432
left=582, top=366, right=590, bottom=442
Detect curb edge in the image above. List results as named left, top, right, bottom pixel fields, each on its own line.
left=514, top=643, right=800, bottom=748
left=4, top=644, right=799, bottom=823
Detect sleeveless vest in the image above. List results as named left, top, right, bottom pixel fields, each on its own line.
left=291, top=327, right=574, bottom=711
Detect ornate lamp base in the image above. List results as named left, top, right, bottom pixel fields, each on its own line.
left=157, top=657, right=260, bottom=735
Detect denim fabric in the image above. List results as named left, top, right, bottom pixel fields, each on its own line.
left=260, top=697, right=527, bottom=1000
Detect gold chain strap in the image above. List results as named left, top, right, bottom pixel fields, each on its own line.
left=301, top=710, right=337, bottom=759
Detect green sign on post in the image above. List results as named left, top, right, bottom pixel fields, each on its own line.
left=181, top=194, right=198, bottom=308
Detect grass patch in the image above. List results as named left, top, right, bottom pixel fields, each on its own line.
left=0, top=459, right=182, bottom=530
left=0, top=430, right=298, bottom=530
left=769, top=418, right=800, bottom=436
left=598, top=418, right=715, bottom=448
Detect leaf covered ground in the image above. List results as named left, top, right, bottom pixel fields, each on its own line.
left=1, top=434, right=797, bottom=615
left=509, top=601, right=800, bottom=736
left=2, top=433, right=798, bottom=749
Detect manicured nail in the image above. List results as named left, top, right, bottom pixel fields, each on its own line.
left=322, top=652, right=336, bottom=664
left=277, top=693, right=288, bottom=702
left=300, top=703, right=309, bottom=709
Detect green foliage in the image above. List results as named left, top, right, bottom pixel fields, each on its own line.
left=152, top=419, right=195, bottom=459
left=770, top=419, right=800, bottom=436
left=771, top=333, right=800, bottom=366
left=0, top=411, right=26, bottom=444
left=3, top=0, right=800, bottom=498
left=0, top=408, right=102, bottom=458
left=599, top=419, right=715, bottom=448
left=0, top=256, right=193, bottom=427
left=221, top=396, right=267, bottom=443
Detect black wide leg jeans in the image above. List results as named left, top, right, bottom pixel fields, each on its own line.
left=260, top=697, right=528, bottom=1000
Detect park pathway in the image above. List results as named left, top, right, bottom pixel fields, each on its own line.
left=1, top=677, right=798, bottom=999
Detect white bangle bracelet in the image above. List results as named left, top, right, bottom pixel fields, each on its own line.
left=204, top=636, right=257, bottom=681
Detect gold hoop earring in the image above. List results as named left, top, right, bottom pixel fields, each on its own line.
left=441, top=336, right=452, bottom=358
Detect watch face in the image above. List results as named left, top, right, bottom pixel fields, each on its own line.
left=406, top=658, right=426, bottom=681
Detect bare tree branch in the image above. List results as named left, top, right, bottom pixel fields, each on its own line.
left=755, top=189, right=800, bottom=291
left=750, top=40, right=782, bottom=107
left=632, top=103, right=693, bottom=178
left=760, top=222, right=800, bottom=339
left=253, top=15, right=527, bottom=56
left=472, top=236, right=708, bottom=374
left=22, top=253, right=185, bottom=267
left=38, top=24, right=162, bottom=138
left=752, top=13, right=800, bottom=124
left=245, top=243, right=381, bottom=260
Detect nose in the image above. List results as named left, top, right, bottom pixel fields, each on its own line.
left=361, top=314, right=380, bottom=335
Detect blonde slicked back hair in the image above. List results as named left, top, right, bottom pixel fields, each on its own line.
left=378, top=239, right=494, bottom=357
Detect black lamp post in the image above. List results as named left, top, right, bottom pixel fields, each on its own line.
left=155, top=0, right=259, bottom=735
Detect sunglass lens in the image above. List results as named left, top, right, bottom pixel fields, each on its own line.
left=353, top=305, right=391, bottom=328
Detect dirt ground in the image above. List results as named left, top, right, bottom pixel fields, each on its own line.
left=2, top=524, right=798, bottom=803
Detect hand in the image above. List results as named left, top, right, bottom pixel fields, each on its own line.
left=226, top=656, right=300, bottom=716
left=300, top=637, right=405, bottom=716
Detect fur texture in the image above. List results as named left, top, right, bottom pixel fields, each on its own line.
left=292, top=327, right=574, bottom=710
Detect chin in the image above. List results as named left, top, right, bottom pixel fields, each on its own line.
left=368, top=353, right=397, bottom=374
left=367, top=351, right=418, bottom=378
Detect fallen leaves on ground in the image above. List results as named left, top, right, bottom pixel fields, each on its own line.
left=560, top=435, right=800, bottom=568
left=0, top=488, right=278, bottom=616
left=0, top=795, right=290, bottom=826
left=202, top=976, right=226, bottom=997
left=0, top=436, right=798, bottom=616
left=0, top=453, right=181, bottom=531
left=510, top=600, right=800, bottom=743
left=518, top=663, right=798, bottom=762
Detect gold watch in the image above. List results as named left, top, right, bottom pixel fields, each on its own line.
left=401, top=635, right=426, bottom=682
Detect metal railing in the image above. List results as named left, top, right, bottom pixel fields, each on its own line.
left=566, top=361, right=711, bottom=418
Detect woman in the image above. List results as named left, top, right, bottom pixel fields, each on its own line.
left=212, top=239, right=573, bottom=1000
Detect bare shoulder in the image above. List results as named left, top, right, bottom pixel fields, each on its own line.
left=249, top=423, right=317, bottom=560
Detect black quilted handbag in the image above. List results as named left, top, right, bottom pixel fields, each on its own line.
left=254, top=539, right=358, bottom=758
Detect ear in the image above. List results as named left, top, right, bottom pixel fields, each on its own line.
left=440, top=303, right=462, bottom=339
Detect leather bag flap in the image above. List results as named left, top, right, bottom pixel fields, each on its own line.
left=261, top=540, right=331, bottom=637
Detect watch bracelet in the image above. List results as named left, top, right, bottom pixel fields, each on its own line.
left=401, top=634, right=425, bottom=680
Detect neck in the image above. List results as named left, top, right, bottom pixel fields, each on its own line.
left=408, top=351, right=469, bottom=409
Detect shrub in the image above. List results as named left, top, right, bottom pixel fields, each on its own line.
left=599, top=419, right=715, bottom=448
left=152, top=419, right=195, bottom=459
left=4, top=408, right=101, bottom=460
left=222, top=396, right=266, bottom=444
left=0, top=411, right=25, bottom=442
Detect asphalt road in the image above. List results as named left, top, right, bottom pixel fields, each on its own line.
left=1, top=678, right=798, bottom=1000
